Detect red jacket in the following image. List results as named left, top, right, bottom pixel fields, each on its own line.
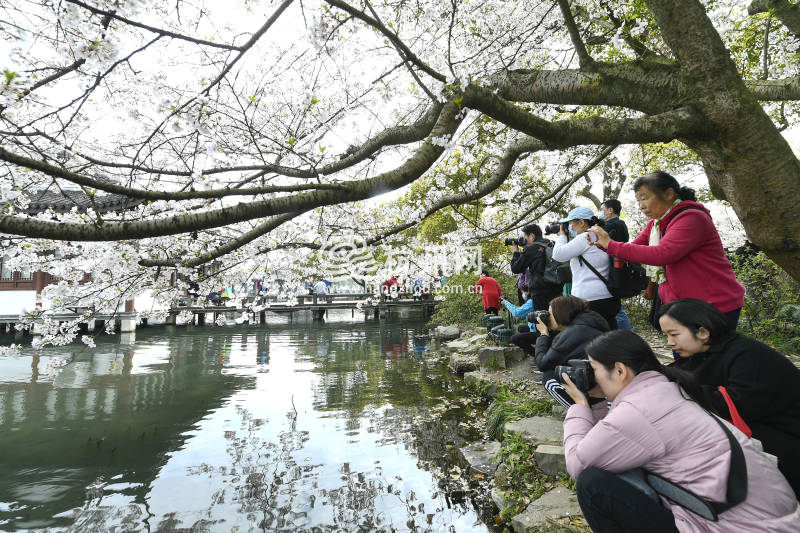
left=474, top=276, right=502, bottom=310
left=605, top=201, right=745, bottom=313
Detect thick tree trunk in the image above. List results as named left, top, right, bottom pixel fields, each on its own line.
left=645, top=0, right=800, bottom=279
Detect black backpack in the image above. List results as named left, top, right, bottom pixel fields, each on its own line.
left=579, top=255, right=647, bottom=299
left=536, top=242, right=571, bottom=286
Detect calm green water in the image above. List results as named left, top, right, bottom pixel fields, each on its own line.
left=0, top=314, right=492, bottom=532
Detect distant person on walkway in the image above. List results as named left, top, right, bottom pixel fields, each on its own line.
left=561, top=330, right=800, bottom=533
left=314, top=279, right=329, bottom=295
left=600, top=199, right=632, bottom=331
left=659, top=298, right=800, bottom=497
left=381, top=275, right=399, bottom=298
left=510, top=224, right=562, bottom=310
left=474, top=269, right=502, bottom=315
left=534, top=295, right=609, bottom=407
left=501, top=285, right=536, bottom=356
left=589, top=171, right=745, bottom=330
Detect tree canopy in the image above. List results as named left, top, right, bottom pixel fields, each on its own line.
left=1, top=0, right=799, bottom=342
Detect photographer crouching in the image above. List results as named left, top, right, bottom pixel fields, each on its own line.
left=509, top=224, right=562, bottom=310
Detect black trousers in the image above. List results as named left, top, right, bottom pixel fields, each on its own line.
left=533, top=286, right=561, bottom=311
left=485, top=307, right=498, bottom=315
left=588, top=296, right=621, bottom=331
left=511, top=325, right=538, bottom=356
left=577, top=467, right=679, bottom=533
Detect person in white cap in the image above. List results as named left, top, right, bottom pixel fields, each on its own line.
left=552, top=206, right=620, bottom=331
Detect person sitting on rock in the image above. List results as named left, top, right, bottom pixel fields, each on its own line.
left=659, top=298, right=800, bottom=498
left=500, top=284, right=536, bottom=357
left=561, top=330, right=800, bottom=533
left=534, top=295, right=609, bottom=408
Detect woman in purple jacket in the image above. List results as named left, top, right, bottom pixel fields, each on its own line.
left=561, top=331, right=800, bottom=533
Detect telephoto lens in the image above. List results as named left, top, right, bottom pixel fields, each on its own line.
left=528, top=310, right=550, bottom=324
left=504, top=236, right=526, bottom=246
left=544, top=222, right=561, bottom=235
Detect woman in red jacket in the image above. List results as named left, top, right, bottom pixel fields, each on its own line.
left=589, top=171, right=745, bottom=330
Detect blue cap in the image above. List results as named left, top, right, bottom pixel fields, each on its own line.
left=559, top=206, right=595, bottom=223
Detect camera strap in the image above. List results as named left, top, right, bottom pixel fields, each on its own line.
left=641, top=414, right=748, bottom=521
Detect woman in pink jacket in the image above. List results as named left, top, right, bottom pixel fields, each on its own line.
left=561, top=330, right=800, bottom=533
left=589, top=171, right=745, bottom=330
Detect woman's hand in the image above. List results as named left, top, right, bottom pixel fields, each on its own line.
left=535, top=316, right=549, bottom=336
left=588, top=225, right=611, bottom=249
left=561, top=373, right=589, bottom=406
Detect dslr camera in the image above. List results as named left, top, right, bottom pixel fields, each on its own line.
left=544, top=222, right=565, bottom=235
left=554, top=359, right=596, bottom=392
left=527, top=310, right=550, bottom=324
left=504, top=236, right=526, bottom=246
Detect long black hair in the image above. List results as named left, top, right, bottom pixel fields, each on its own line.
left=584, top=330, right=715, bottom=413
left=657, top=298, right=733, bottom=348
left=633, top=171, right=696, bottom=202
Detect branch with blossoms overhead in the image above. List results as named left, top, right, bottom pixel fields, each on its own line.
left=0, top=0, right=799, bottom=351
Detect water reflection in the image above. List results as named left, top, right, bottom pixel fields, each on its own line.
left=0, top=318, right=490, bottom=532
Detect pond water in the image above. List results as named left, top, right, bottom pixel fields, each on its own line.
left=0, top=314, right=494, bottom=532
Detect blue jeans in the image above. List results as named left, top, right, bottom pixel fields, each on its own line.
left=616, top=307, right=632, bottom=331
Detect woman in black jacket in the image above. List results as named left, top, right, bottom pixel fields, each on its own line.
left=534, top=295, right=609, bottom=408
left=658, top=298, right=800, bottom=497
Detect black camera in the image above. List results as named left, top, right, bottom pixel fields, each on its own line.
left=544, top=222, right=563, bottom=235
left=527, top=310, right=550, bottom=324
left=554, top=359, right=596, bottom=392
left=504, top=236, right=526, bottom=246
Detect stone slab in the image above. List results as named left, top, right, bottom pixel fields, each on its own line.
left=478, top=346, right=507, bottom=369
left=534, top=444, right=567, bottom=477
left=504, top=416, right=563, bottom=445
left=449, top=353, right=479, bottom=374
left=491, top=487, right=507, bottom=511
left=434, top=325, right=460, bottom=340
left=459, top=440, right=502, bottom=475
left=511, top=487, right=582, bottom=533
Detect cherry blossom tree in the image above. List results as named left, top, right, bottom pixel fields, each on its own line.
left=1, top=0, right=799, bottom=346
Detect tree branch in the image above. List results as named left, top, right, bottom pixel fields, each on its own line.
left=557, top=0, right=594, bottom=68
left=462, top=84, right=709, bottom=146
left=749, top=0, right=800, bottom=36
left=748, top=76, right=800, bottom=100
left=0, top=103, right=443, bottom=201
left=324, top=0, right=447, bottom=82
left=0, top=103, right=462, bottom=240
left=139, top=211, right=304, bottom=267
left=63, top=0, right=244, bottom=50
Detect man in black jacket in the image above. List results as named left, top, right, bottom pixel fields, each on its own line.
left=510, top=224, right=561, bottom=311
left=601, top=199, right=632, bottom=331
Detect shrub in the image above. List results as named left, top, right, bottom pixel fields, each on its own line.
left=732, top=252, right=800, bottom=354
left=426, top=270, right=518, bottom=328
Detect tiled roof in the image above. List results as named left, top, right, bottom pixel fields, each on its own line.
left=24, top=189, right=144, bottom=215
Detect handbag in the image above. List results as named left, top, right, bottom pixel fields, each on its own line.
left=618, top=414, right=748, bottom=522
left=718, top=386, right=753, bottom=438
left=648, top=290, right=662, bottom=331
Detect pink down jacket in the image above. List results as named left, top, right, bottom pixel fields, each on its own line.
left=564, top=371, right=800, bottom=532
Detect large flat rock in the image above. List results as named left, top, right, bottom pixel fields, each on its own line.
left=504, top=416, right=563, bottom=445
left=511, top=487, right=582, bottom=533
left=459, top=440, right=502, bottom=475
